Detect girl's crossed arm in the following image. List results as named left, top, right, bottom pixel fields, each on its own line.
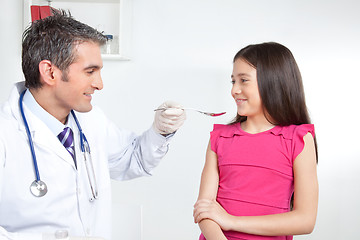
left=194, top=141, right=227, bottom=240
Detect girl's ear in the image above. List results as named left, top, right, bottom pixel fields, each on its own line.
left=38, top=60, right=57, bottom=86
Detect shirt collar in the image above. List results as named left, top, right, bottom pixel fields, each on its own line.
left=215, top=122, right=283, bottom=138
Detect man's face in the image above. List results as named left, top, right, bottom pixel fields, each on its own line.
left=54, top=42, right=103, bottom=116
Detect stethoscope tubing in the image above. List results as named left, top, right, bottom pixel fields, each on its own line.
left=19, top=90, right=41, bottom=182
left=71, top=110, right=98, bottom=200
left=71, top=110, right=90, bottom=153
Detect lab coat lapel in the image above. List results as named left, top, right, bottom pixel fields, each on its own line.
left=9, top=83, right=76, bottom=169
left=16, top=104, right=76, bottom=169
left=32, top=123, right=75, bottom=166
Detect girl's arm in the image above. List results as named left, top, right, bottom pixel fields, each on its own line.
left=194, top=141, right=227, bottom=240
left=194, top=132, right=318, bottom=236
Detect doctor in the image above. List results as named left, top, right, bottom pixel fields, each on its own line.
left=0, top=10, right=185, bottom=240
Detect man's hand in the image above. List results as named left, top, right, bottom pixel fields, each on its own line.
left=153, top=101, right=186, bottom=135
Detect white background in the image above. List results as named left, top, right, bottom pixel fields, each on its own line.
left=1, top=0, right=360, bottom=239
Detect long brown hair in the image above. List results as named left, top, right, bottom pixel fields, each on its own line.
left=231, top=42, right=318, bottom=161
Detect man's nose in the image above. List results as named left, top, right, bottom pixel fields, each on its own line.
left=92, top=75, right=103, bottom=90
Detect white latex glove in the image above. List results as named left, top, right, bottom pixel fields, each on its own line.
left=153, top=101, right=186, bottom=135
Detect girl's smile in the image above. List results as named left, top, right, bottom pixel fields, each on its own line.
left=231, top=58, right=263, bottom=119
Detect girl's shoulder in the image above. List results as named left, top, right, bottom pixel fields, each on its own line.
left=275, top=124, right=315, bottom=162
left=211, top=123, right=240, bottom=138
left=210, top=124, right=239, bottom=154
left=273, top=124, right=315, bottom=140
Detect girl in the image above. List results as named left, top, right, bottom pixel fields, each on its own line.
left=193, top=42, right=318, bottom=240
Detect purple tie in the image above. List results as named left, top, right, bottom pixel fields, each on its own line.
left=58, top=127, right=76, bottom=168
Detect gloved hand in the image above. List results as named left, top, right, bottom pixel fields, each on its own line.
left=153, top=101, right=186, bottom=135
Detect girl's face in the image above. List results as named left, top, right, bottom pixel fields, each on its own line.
left=231, top=58, right=264, bottom=119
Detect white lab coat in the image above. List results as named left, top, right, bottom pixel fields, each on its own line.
left=0, top=82, right=171, bottom=240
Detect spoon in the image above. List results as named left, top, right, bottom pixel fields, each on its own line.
left=154, top=107, right=226, bottom=117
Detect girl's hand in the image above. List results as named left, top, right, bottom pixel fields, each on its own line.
left=193, top=199, right=234, bottom=231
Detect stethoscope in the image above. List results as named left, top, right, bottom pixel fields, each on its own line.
left=19, top=90, right=99, bottom=201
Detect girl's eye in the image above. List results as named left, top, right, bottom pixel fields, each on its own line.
left=231, top=79, right=248, bottom=84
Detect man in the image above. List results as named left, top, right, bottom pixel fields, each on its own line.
left=0, top=11, right=185, bottom=240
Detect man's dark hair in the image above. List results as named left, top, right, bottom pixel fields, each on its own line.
left=22, top=10, right=107, bottom=89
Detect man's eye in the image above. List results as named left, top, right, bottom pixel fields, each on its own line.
left=230, top=80, right=235, bottom=84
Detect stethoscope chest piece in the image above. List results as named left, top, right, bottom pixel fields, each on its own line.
left=30, top=180, right=48, bottom=197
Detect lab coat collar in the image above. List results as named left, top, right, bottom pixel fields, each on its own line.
left=23, top=88, right=65, bottom=136
left=8, top=82, right=77, bottom=170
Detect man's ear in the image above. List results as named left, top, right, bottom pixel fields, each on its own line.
left=38, top=60, right=57, bottom=86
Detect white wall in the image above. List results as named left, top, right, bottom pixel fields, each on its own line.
left=0, top=1, right=23, bottom=101
left=1, top=0, right=360, bottom=239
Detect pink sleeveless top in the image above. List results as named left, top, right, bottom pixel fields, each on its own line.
left=200, top=123, right=315, bottom=240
